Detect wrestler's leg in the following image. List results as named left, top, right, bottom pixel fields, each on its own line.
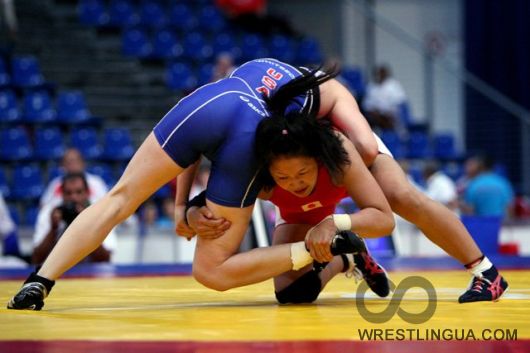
left=38, top=132, right=184, bottom=279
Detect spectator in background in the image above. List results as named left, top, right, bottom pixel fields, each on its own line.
left=460, top=154, right=514, bottom=217
left=211, top=52, right=235, bottom=82
left=362, top=65, right=407, bottom=132
left=40, top=148, right=108, bottom=208
left=215, top=0, right=298, bottom=37
left=423, top=160, right=458, bottom=212
left=33, top=173, right=115, bottom=265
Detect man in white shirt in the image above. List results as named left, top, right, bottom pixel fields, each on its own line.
left=33, top=173, right=116, bottom=265
left=423, top=160, right=458, bottom=211
left=362, top=65, right=407, bottom=131
left=40, top=148, right=108, bottom=208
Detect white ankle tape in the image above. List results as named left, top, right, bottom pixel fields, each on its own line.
left=470, top=256, right=493, bottom=277
left=290, top=241, right=313, bottom=271
left=333, top=214, right=352, bottom=231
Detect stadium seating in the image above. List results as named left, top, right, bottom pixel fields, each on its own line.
left=34, top=127, right=66, bottom=161
left=0, top=127, right=33, bottom=161
left=0, top=89, right=20, bottom=123
left=0, top=57, right=11, bottom=87
left=102, top=127, right=134, bottom=161
left=240, top=33, right=268, bottom=62
left=151, top=29, right=183, bottom=59
left=166, top=62, right=196, bottom=91
left=341, top=67, right=365, bottom=99
left=11, top=55, right=45, bottom=88
left=0, top=167, right=9, bottom=198
left=23, top=90, right=57, bottom=123
left=122, top=28, right=152, bottom=58
left=197, top=6, right=226, bottom=33
left=168, top=3, right=197, bottom=32
left=407, top=131, right=431, bottom=159
left=10, top=164, right=44, bottom=201
left=87, top=164, right=115, bottom=187
left=78, top=0, right=109, bottom=27
left=56, top=90, right=93, bottom=124
left=433, top=132, right=457, bottom=160
left=108, top=0, right=139, bottom=28
left=71, top=127, right=102, bottom=160
left=268, top=35, right=296, bottom=63
left=380, top=130, right=405, bottom=159
left=139, top=0, right=167, bottom=29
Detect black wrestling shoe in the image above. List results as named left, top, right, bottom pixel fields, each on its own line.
left=330, top=231, right=366, bottom=256
left=458, top=266, right=508, bottom=303
left=7, top=272, right=55, bottom=310
left=350, top=249, right=390, bottom=298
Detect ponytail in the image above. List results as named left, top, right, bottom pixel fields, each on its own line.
left=265, top=64, right=340, bottom=118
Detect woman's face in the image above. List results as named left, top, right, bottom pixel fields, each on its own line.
left=269, top=156, right=319, bottom=198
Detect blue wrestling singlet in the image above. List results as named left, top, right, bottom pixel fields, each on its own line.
left=153, top=58, right=318, bottom=208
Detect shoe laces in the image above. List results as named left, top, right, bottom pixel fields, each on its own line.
left=344, top=254, right=363, bottom=283
left=470, top=276, right=492, bottom=293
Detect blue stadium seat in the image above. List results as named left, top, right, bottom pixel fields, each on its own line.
left=78, top=0, right=109, bottom=27
left=46, top=164, right=63, bottom=182
left=197, top=6, right=226, bottom=32
left=197, top=63, right=214, bottom=86
left=0, top=89, right=20, bottom=124
left=240, top=33, right=268, bottom=62
left=102, top=128, right=134, bottom=161
left=122, top=28, right=153, bottom=58
left=34, top=127, right=65, bottom=161
left=23, top=90, right=57, bottom=123
left=0, top=168, right=9, bottom=198
left=168, top=3, right=197, bottom=32
left=10, top=164, right=44, bottom=201
left=380, top=130, right=405, bottom=159
left=11, top=56, right=45, bottom=88
left=108, top=0, right=139, bottom=27
left=433, top=132, right=457, bottom=160
left=70, top=127, right=102, bottom=160
left=407, top=131, right=431, bottom=159
left=0, top=57, right=11, bottom=87
left=166, top=62, right=197, bottom=91
left=87, top=164, right=115, bottom=187
left=139, top=0, right=167, bottom=29
left=182, top=31, right=212, bottom=62
left=24, top=205, right=39, bottom=226
left=7, top=206, right=19, bottom=225
left=295, top=37, right=322, bottom=65
left=341, top=67, right=365, bottom=99
left=268, top=35, right=296, bottom=63
left=152, top=29, right=183, bottom=59
left=56, top=90, right=92, bottom=124
left=212, top=32, right=239, bottom=59
left=0, top=127, right=33, bottom=161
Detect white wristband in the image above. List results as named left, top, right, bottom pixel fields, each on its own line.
left=332, top=214, right=352, bottom=231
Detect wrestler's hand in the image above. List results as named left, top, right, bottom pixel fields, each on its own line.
left=304, top=217, right=336, bottom=263
left=187, top=206, right=231, bottom=239
left=175, top=204, right=196, bottom=239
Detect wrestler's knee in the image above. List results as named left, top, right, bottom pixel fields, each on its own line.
left=275, top=270, right=322, bottom=304
left=192, top=261, right=231, bottom=292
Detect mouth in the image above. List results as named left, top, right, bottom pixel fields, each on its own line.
left=294, top=186, right=308, bottom=195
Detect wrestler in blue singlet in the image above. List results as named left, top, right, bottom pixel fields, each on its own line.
left=153, top=58, right=318, bottom=208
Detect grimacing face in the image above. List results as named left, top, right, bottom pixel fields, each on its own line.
left=269, top=156, right=319, bottom=198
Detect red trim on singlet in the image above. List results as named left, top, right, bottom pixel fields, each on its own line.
left=269, top=166, right=348, bottom=225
